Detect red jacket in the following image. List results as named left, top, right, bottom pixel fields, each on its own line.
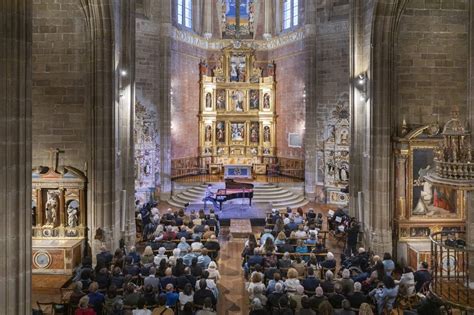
left=74, top=308, right=96, bottom=315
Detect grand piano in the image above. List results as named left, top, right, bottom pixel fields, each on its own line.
left=214, top=179, right=254, bottom=211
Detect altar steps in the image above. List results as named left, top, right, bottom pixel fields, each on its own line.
left=167, top=183, right=309, bottom=210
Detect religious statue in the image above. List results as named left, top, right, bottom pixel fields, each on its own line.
left=249, top=90, right=259, bottom=109
left=205, top=125, right=212, bottom=142
left=199, top=59, right=208, bottom=77
left=263, top=93, right=270, bottom=109
left=67, top=203, right=79, bottom=227
left=250, top=123, right=259, bottom=143
left=230, top=63, right=238, bottom=82
left=413, top=165, right=432, bottom=215
left=216, top=90, right=226, bottom=110
left=263, top=126, right=271, bottom=142
left=216, top=122, right=225, bottom=143
left=45, top=191, right=58, bottom=226
left=339, top=165, right=349, bottom=182
left=339, top=130, right=349, bottom=145
left=205, top=92, right=212, bottom=108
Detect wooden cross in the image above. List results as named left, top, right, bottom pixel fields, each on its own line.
left=47, top=148, right=65, bottom=172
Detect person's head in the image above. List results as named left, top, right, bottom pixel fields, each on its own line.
left=184, top=283, right=193, bottom=295
left=159, top=258, right=167, bottom=269
left=383, top=252, right=392, bottom=260
left=342, top=269, right=350, bottom=279
left=78, top=295, right=90, bottom=309
left=325, top=270, right=334, bottom=281
left=201, top=248, right=208, bottom=257
left=341, top=299, right=351, bottom=310
left=143, top=245, right=153, bottom=256
left=180, top=236, right=187, bottom=243
left=129, top=246, right=136, bottom=253
left=315, top=286, right=324, bottom=297
left=359, top=303, right=374, bottom=315
left=273, top=272, right=281, bottom=282
left=149, top=267, right=156, bottom=276
left=173, top=248, right=181, bottom=257
left=279, top=295, right=289, bottom=308
left=283, top=252, right=290, bottom=260
left=420, top=261, right=429, bottom=269
left=158, top=247, right=166, bottom=255
left=166, top=283, right=174, bottom=292
left=274, top=282, right=284, bottom=293
left=307, top=267, right=314, bottom=277
left=165, top=267, right=172, bottom=276
left=88, top=282, right=98, bottom=293
left=287, top=268, right=298, bottom=279
left=194, top=235, right=201, bottom=242
left=318, top=300, right=334, bottom=315
left=251, top=297, right=263, bottom=310
left=73, top=281, right=83, bottom=293
left=296, top=239, right=304, bottom=246
left=296, top=284, right=304, bottom=295
left=354, top=281, right=362, bottom=292
left=208, top=261, right=217, bottom=270
left=251, top=272, right=262, bottom=283
left=114, top=248, right=123, bottom=257
left=199, top=278, right=207, bottom=290
left=191, top=257, right=198, bottom=266
left=383, top=276, right=396, bottom=289
left=334, top=282, right=342, bottom=294
left=157, top=294, right=167, bottom=306
left=203, top=297, right=213, bottom=309
left=326, top=252, right=334, bottom=260
left=358, top=247, right=366, bottom=254
left=112, top=266, right=122, bottom=276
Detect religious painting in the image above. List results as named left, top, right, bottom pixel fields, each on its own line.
left=229, top=54, right=246, bottom=82
left=249, top=122, right=259, bottom=143
left=250, top=147, right=258, bottom=155
left=216, top=121, right=226, bottom=143
left=263, top=93, right=271, bottom=109
left=216, top=89, right=226, bottom=111
left=249, top=90, right=259, bottom=109
left=230, top=122, right=245, bottom=141
left=204, top=147, right=212, bottom=155
left=204, top=125, right=212, bottom=142
left=263, top=125, right=271, bottom=142
left=263, top=147, right=270, bottom=155
left=205, top=92, right=212, bottom=108
left=410, top=227, right=431, bottom=238
left=231, top=90, right=245, bottom=112
left=411, top=148, right=435, bottom=215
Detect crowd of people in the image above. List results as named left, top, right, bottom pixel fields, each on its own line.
left=243, top=207, right=437, bottom=315
left=70, top=204, right=222, bottom=315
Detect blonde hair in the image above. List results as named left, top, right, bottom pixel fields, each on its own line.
left=143, top=245, right=153, bottom=256
left=287, top=268, right=299, bottom=279
left=358, top=303, right=374, bottom=315
left=277, top=231, right=286, bottom=240
left=251, top=272, right=262, bottom=283
left=78, top=295, right=90, bottom=308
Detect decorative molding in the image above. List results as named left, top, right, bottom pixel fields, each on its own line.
left=171, top=26, right=306, bottom=51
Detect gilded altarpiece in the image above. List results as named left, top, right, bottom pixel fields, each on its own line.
left=393, top=124, right=466, bottom=262
left=198, top=45, right=276, bottom=173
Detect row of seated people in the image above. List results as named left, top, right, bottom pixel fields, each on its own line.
left=70, top=206, right=222, bottom=314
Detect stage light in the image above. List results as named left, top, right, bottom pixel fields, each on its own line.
left=120, top=70, right=127, bottom=77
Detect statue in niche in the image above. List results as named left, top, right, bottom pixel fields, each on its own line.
left=339, top=129, right=349, bottom=145
left=250, top=122, right=259, bottom=143
left=205, top=125, right=212, bottom=142
left=413, top=165, right=433, bottom=215
left=216, top=122, right=226, bottom=143
left=205, top=92, right=212, bottom=108
left=263, top=93, right=270, bottom=109
left=45, top=191, right=58, bottom=226
left=67, top=202, right=79, bottom=228
left=339, top=164, right=349, bottom=182
left=249, top=90, right=259, bottom=109
left=230, top=62, right=238, bottom=82
left=263, top=126, right=271, bottom=142
left=216, top=90, right=226, bottom=110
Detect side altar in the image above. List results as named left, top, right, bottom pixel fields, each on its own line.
left=224, top=164, right=252, bottom=179
left=198, top=43, right=277, bottom=175
left=32, top=149, right=87, bottom=275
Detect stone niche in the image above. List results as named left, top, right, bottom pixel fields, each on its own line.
left=32, top=162, right=87, bottom=275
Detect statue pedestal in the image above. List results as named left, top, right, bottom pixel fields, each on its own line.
left=32, top=238, right=84, bottom=275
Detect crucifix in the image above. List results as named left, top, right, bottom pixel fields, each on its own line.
left=47, top=148, right=65, bottom=172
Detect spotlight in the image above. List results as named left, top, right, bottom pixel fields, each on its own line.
left=359, top=94, right=366, bottom=102
left=120, top=70, right=127, bottom=77
left=357, top=73, right=366, bottom=86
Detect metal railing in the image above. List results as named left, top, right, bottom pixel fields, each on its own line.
left=430, top=231, right=473, bottom=310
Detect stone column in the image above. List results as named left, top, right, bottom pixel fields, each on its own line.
left=157, top=0, right=173, bottom=201
left=467, top=0, right=474, bottom=286
left=0, top=0, right=32, bottom=313
left=203, top=0, right=213, bottom=39
left=36, top=189, right=43, bottom=226
left=263, top=0, right=272, bottom=40
left=59, top=188, right=66, bottom=227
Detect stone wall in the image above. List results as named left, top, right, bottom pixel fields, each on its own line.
left=396, top=0, right=469, bottom=126
left=269, top=40, right=307, bottom=159
left=32, top=0, right=89, bottom=170
left=170, top=40, right=207, bottom=159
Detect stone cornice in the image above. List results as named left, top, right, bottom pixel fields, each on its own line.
left=170, top=26, right=306, bottom=51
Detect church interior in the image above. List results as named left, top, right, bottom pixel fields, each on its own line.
left=2, top=0, right=474, bottom=314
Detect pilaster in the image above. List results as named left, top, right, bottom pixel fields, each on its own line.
left=0, top=0, right=32, bottom=313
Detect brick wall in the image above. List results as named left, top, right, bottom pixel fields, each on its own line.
left=32, top=0, right=89, bottom=170
left=396, top=0, right=469, bottom=126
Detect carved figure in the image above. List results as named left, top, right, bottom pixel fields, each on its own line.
left=263, top=126, right=271, bottom=142
left=263, top=93, right=270, bottom=109
left=205, top=92, right=212, bottom=108
left=199, top=59, right=208, bottom=76
left=205, top=125, right=212, bottom=142
left=45, top=191, right=58, bottom=226
left=67, top=204, right=78, bottom=227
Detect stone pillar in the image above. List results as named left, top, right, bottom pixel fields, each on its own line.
left=395, top=154, right=407, bottom=219
left=117, top=0, right=136, bottom=246
left=36, top=189, right=43, bottom=226
left=203, top=0, right=213, bottom=39
left=59, top=188, right=66, bottom=227
left=0, top=0, right=32, bottom=313
left=263, top=0, right=272, bottom=40
left=157, top=0, right=173, bottom=201
left=468, top=0, right=474, bottom=286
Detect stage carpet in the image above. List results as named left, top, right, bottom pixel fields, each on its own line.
left=185, top=201, right=271, bottom=226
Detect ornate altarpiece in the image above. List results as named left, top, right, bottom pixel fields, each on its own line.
left=31, top=151, right=87, bottom=275
left=198, top=44, right=276, bottom=173
left=393, top=117, right=469, bottom=264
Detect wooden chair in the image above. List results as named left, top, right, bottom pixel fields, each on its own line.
left=36, top=301, right=55, bottom=315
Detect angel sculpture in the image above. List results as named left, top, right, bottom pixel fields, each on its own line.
left=412, top=165, right=432, bottom=215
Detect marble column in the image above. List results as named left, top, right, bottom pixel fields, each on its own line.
left=0, top=0, right=32, bottom=313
